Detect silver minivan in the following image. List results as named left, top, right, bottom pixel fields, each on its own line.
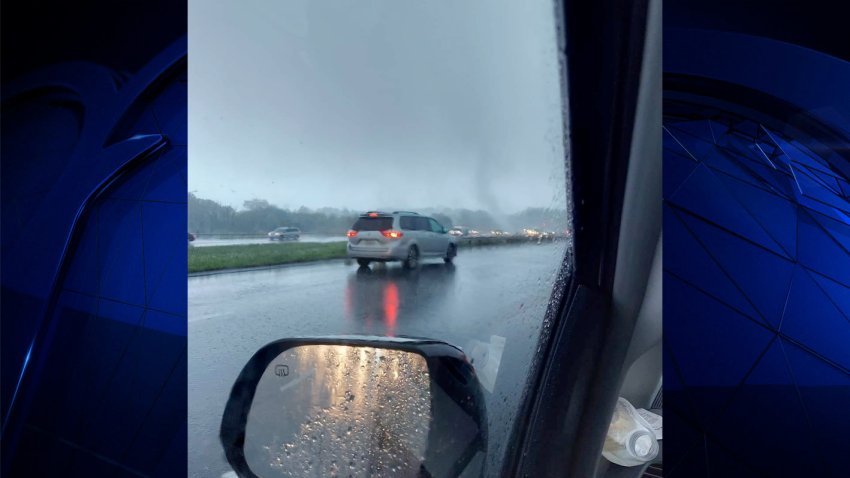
left=267, top=226, right=301, bottom=241
left=346, top=211, right=457, bottom=268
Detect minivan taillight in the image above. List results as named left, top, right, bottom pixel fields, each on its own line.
left=381, top=230, right=403, bottom=239
left=346, top=230, right=358, bottom=238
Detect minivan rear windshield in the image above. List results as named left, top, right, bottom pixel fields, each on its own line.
left=352, top=217, right=393, bottom=231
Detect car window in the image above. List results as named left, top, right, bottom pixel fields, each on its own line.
left=352, top=217, right=393, bottom=231
left=414, top=216, right=430, bottom=231
left=189, top=0, right=570, bottom=476
left=400, top=216, right=416, bottom=230
left=429, top=218, right=444, bottom=233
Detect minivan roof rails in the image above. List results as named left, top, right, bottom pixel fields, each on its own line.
left=391, top=211, right=419, bottom=215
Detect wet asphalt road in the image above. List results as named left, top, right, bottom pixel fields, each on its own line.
left=188, top=242, right=568, bottom=477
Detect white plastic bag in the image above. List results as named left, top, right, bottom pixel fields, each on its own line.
left=602, top=397, right=660, bottom=467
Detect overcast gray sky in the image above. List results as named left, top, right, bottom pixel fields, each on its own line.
left=189, top=0, right=568, bottom=214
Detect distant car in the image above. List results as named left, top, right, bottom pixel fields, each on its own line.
left=467, top=229, right=481, bottom=237
left=346, top=211, right=457, bottom=268
left=489, top=230, right=508, bottom=237
left=268, top=227, right=301, bottom=241
left=448, top=226, right=468, bottom=237
left=520, top=228, right=542, bottom=238
left=188, top=232, right=196, bottom=242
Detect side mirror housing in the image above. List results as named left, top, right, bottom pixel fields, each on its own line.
left=220, top=336, right=488, bottom=477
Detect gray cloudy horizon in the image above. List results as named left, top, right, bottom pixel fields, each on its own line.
left=189, top=0, right=569, bottom=215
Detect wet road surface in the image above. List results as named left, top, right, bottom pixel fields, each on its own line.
left=189, top=242, right=568, bottom=477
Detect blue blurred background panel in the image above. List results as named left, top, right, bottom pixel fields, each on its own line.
left=150, top=75, right=189, bottom=148
left=106, top=156, right=160, bottom=202
left=715, top=172, right=798, bottom=258
left=4, top=72, right=188, bottom=472
left=664, top=22, right=850, bottom=475
left=677, top=210, right=795, bottom=329
left=142, top=201, right=190, bottom=319
left=797, top=209, right=850, bottom=290
left=144, top=146, right=190, bottom=203
left=664, top=273, right=774, bottom=427
left=783, top=341, right=850, bottom=477
left=1, top=1, right=187, bottom=475
left=709, top=338, right=828, bottom=477
left=779, top=267, right=850, bottom=370
left=97, top=198, right=149, bottom=307
left=809, top=271, right=850, bottom=317
left=703, top=438, right=765, bottom=478
left=671, top=164, right=790, bottom=260
left=664, top=209, right=762, bottom=320
left=663, top=137, right=701, bottom=196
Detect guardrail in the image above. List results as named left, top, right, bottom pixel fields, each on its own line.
left=456, top=235, right=564, bottom=247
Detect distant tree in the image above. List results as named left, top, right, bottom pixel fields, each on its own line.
left=189, top=193, right=237, bottom=234
left=188, top=195, right=565, bottom=236
left=243, top=198, right=272, bottom=210
left=189, top=194, right=359, bottom=235
left=505, top=207, right=568, bottom=232
left=432, top=213, right=453, bottom=228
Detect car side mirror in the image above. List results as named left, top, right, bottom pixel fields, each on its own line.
left=220, top=336, right=488, bottom=478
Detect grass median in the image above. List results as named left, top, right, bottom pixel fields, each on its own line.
left=189, top=241, right=347, bottom=273
left=188, top=236, right=559, bottom=273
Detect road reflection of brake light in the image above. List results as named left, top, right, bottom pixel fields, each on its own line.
left=381, top=230, right=403, bottom=239
left=384, top=282, right=398, bottom=336
left=347, top=230, right=358, bottom=237
left=344, top=281, right=352, bottom=317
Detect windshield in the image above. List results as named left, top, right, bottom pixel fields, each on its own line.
left=188, top=0, right=570, bottom=476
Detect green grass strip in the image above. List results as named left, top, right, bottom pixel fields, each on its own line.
left=189, top=241, right=347, bottom=273
left=188, top=237, right=560, bottom=273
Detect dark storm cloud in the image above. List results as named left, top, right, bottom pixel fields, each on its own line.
left=189, top=0, right=567, bottom=214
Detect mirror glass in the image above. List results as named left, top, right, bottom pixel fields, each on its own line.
left=244, top=345, right=431, bottom=477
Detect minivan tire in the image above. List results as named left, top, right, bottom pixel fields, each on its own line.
left=444, top=244, right=457, bottom=263
left=403, top=246, right=419, bottom=269
left=357, top=259, right=371, bottom=267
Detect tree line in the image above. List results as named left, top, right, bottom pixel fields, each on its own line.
left=189, top=193, right=567, bottom=235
